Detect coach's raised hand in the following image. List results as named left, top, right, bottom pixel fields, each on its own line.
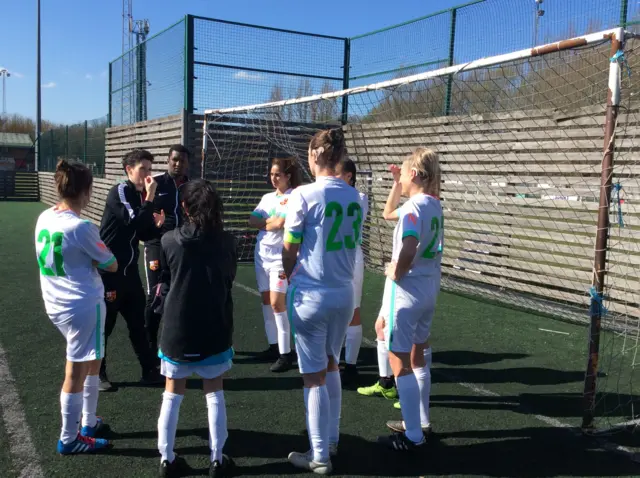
left=145, top=175, right=158, bottom=202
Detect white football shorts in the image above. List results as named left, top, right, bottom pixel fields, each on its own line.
left=255, top=246, right=288, bottom=294
left=381, top=274, right=441, bottom=354
left=160, top=359, right=232, bottom=380
left=50, top=300, right=106, bottom=362
left=288, top=285, right=354, bottom=374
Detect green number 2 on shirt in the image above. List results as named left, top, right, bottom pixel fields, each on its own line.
left=37, top=229, right=66, bottom=276
left=325, top=201, right=362, bottom=252
left=422, top=215, right=444, bottom=259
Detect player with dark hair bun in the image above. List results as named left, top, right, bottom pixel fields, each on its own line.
left=153, top=178, right=237, bottom=478
left=36, top=159, right=117, bottom=454
left=282, top=128, right=362, bottom=474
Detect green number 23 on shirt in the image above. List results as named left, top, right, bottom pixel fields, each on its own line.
left=37, top=229, right=66, bottom=276
left=324, top=201, right=362, bottom=252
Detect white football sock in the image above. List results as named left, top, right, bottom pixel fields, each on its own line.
left=413, top=366, right=431, bottom=427
left=81, top=374, right=99, bottom=428
left=206, top=391, right=228, bottom=463
left=157, top=391, right=183, bottom=463
left=304, top=385, right=329, bottom=463
left=60, top=391, right=83, bottom=444
left=345, top=325, right=362, bottom=365
left=377, top=339, right=392, bottom=378
left=325, top=371, right=342, bottom=444
left=274, top=311, right=291, bottom=355
left=395, top=374, right=423, bottom=443
left=262, top=305, right=278, bottom=345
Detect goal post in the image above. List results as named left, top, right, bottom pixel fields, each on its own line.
left=202, top=27, right=640, bottom=437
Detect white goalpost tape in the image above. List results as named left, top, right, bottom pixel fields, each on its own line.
left=204, top=28, right=624, bottom=116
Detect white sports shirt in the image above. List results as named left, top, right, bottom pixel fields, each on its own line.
left=355, top=191, right=368, bottom=264
left=35, top=207, right=116, bottom=318
left=392, top=193, right=443, bottom=277
left=284, top=176, right=362, bottom=289
left=252, top=189, right=292, bottom=256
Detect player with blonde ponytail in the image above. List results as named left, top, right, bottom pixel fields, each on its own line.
left=375, top=147, right=443, bottom=452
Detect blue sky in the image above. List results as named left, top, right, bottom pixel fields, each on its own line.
left=2, top=0, right=463, bottom=124
left=1, top=0, right=631, bottom=125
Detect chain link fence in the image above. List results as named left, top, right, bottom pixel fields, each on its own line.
left=107, top=1, right=636, bottom=126
left=109, top=18, right=186, bottom=127
left=37, top=116, right=108, bottom=177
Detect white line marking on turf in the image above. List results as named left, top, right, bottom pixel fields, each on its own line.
left=539, top=328, right=570, bottom=335
left=235, top=281, right=640, bottom=461
left=0, top=343, right=45, bottom=478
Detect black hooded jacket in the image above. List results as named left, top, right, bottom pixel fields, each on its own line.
left=157, top=222, right=237, bottom=363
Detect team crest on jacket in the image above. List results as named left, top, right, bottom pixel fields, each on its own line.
left=278, top=270, right=287, bottom=280
left=105, top=291, right=117, bottom=302
left=149, top=260, right=159, bottom=271
left=280, top=198, right=288, bottom=206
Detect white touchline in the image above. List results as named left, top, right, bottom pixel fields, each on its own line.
left=235, top=280, right=639, bottom=461
left=0, top=343, right=45, bottom=478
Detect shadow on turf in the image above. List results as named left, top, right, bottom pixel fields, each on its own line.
left=433, top=350, right=528, bottom=365
left=103, top=426, right=640, bottom=476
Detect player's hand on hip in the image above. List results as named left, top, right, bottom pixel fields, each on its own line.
left=385, top=261, right=397, bottom=280
left=153, top=210, right=165, bottom=228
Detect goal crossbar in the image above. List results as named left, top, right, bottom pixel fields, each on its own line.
left=204, top=27, right=624, bottom=116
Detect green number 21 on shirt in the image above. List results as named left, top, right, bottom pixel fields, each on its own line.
left=324, top=201, right=362, bottom=252
left=37, top=229, right=66, bottom=276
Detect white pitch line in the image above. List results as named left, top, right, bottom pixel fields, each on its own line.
left=0, top=343, right=45, bottom=478
left=234, top=280, right=640, bottom=460
left=539, top=328, right=570, bottom=336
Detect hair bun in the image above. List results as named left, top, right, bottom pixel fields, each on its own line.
left=56, top=158, right=70, bottom=172
left=329, top=128, right=344, bottom=145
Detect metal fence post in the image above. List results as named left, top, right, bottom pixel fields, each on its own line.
left=84, top=120, right=88, bottom=163
left=108, top=62, right=112, bottom=127
left=185, top=15, right=195, bottom=114
left=444, top=8, right=457, bottom=116
left=581, top=28, right=624, bottom=432
left=341, top=38, right=351, bottom=125
left=620, top=0, right=629, bottom=26
left=49, top=129, right=54, bottom=171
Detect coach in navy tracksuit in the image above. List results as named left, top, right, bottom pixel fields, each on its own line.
left=142, top=145, right=191, bottom=365
left=99, top=149, right=164, bottom=391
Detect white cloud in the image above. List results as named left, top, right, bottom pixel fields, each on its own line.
left=233, top=71, right=263, bottom=81
left=85, top=73, right=93, bottom=80
left=0, top=67, right=24, bottom=78
left=42, top=82, right=57, bottom=88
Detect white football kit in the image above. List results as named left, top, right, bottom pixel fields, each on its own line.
left=284, top=176, right=362, bottom=374
left=252, top=189, right=292, bottom=294
left=35, top=207, right=116, bottom=362
left=353, top=191, right=368, bottom=309
left=380, top=193, right=443, bottom=353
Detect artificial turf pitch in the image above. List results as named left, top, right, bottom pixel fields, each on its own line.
left=0, top=201, right=638, bottom=477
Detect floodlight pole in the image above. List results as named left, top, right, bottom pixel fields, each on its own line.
left=0, top=69, right=9, bottom=114
left=35, top=0, right=42, bottom=171
left=581, top=27, right=624, bottom=432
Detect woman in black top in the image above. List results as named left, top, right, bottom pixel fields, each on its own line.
left=154, top=179, right=237, bottom=478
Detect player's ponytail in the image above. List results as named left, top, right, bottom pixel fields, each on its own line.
left=272, top=156, right=303, bottom=189
left=54, top=158, right=93, bottom=203
left=406, top=147, right=440, bottom=197
left=182, top=179, right=224, bottom=234
left=309, top=127, right=346, bottom=170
